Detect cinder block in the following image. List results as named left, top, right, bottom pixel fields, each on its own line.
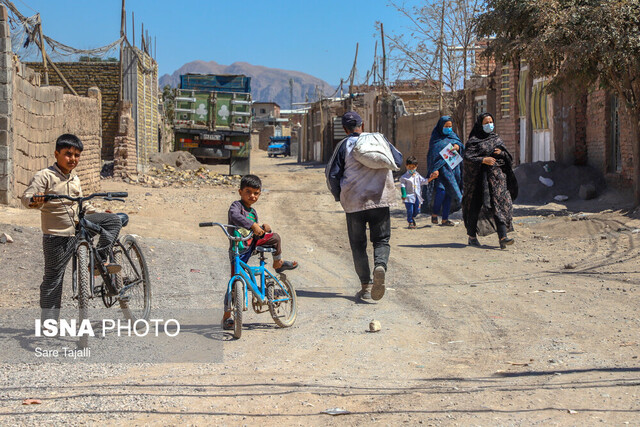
left=0, top=145, right=7, bottom=160
left=0, top=174, right=9, bottom=191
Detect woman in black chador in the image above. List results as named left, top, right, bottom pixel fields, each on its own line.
left=462, top=113, right=518, bottom=249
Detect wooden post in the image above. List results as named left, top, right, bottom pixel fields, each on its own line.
left=348, top=43, right=358, bottom=97
left=119, top=0, right=125, bottom=101
left=380, top=23, right=386, bottom=90
left=36, top=18, right=48, bottom=85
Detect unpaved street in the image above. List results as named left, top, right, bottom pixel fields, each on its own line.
left=1, top=152, right=639, bottom=425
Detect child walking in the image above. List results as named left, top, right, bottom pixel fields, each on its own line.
left=400, top=156, right=430, bottom=229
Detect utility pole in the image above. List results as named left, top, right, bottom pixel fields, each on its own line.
left=437, top=0, right=446, bottom=113
left=289, top=78, right=294, bottom=110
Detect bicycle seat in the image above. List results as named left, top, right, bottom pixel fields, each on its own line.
left=116, top=212, right=129, bottom=227
left=255, top=246, right=276, bottom=253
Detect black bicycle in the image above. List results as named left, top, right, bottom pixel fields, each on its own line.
left=37, top=192, right=151, bottom=348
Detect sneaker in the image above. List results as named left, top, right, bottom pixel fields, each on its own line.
left=221, top=312, right=234, bottom=330
left=468, top=236, right=481, bottom=247
left=371, top=266, right=386, bottom=301
left=358, top=283, right=372, bottom=300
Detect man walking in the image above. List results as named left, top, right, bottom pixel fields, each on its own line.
left=326, top=111, right=403, bottom=300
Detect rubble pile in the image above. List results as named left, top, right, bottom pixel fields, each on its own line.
left=142, top=165, right=241, bottom=187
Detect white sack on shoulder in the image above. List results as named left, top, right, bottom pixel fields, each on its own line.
left=352, top=132, right=399, bottom=171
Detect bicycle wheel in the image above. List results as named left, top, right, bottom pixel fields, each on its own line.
left=76, top=243, right=91, bottom=349
left=232, top=280, right=243, bottom=339
left=116, top=235, right=151, bottom=322
left=267, top=275, right=297, bottom=328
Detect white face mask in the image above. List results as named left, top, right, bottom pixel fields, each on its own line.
left=482, top=123, right=494, bottom=133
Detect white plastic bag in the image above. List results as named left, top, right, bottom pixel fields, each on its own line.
left=352, top=132, right=399, bottom=171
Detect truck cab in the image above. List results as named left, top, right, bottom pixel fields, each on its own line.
left=267, top=136, right=291, bottom=157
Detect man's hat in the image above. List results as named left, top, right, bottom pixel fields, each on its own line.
left=342, top=111, right=362, bottom=128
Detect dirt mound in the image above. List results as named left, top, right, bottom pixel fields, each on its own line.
left=513, top=161, right=606, bottom=204
left=149, top=151, right=202, bottom=170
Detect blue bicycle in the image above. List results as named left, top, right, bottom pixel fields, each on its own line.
left=198, top=222, right=297, bottom=339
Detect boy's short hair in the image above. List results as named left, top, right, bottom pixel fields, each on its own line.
left=240, top=174, right=262, bottom=190
left=406, top=156, right=418, bottom=166
left=55, top=134, right=84, bottom=152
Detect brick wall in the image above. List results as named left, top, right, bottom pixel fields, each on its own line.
left=495, top=64, right=520, bottom=163
left=585, top=90, right=608, bottom=172
left=26, top=61, right=119, bottom=161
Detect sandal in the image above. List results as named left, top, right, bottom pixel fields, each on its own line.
left=440, top=220, right=455, bottom=226
left=275, top=260, right=298, bottom=273
left=431, top=215, right=439, bottom=224
left=222, top=313, right=234, bottom=330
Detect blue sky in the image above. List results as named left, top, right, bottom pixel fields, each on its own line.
left=12, top=0, right=420, bottom=86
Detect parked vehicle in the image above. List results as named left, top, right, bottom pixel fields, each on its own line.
left=174, top=74, right=252, bottom=175
left=267, top=136, right=291, bottom=157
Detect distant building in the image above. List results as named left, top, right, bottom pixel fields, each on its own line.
left=252, top=102, right=281, bottom=121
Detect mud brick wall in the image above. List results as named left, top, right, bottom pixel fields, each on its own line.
left=63, top=90, right=102, bottom=193
left=259, top=125, right=275, bottom=150
left=396, top=111, right=440, bottom=176
left=135, top=52, right=158, bottom=171
left=26, top=61, right=119, bottom=161
left=114, top=102, right=137, bottom=177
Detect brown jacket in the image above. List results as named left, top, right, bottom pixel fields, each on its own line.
left=21, top=163, right=97, bottom=236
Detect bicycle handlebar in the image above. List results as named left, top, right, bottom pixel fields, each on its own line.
left=198, top=222, right=254, bottom=242
left=31, top=192, right=128, bottom=204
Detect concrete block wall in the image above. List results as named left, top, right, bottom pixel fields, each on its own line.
left=0, top=5, right=11, bottom=204
left=11, top=63, right=64, bottom=200
left=0, top=5, right=103, bottom=206
left=26, top=61, right=119, bottom=161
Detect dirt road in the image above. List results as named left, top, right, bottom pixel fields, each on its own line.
left=1, top=152, right=639, bottom=425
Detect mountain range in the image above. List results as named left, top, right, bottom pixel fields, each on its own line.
left=159, top=60, right=335, bottom=108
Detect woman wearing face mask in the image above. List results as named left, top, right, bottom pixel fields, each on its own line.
left=462, top=113, right=518, bottom=249
left=426, top=116, right=464, bottom=226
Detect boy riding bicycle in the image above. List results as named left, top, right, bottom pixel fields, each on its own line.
left=222, top=174, right=298, bottom=329
left=22, top=134, right=123, bottom=320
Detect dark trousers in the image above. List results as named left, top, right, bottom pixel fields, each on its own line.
left=433, top=186, right=451, bottom=220
left=404, top=200, right=420, bottom=224
left=466, top=209, right=508, bottom=239
left=345, top=207, right=391, bottom=285
left=40, top=213, right=122, bottom=315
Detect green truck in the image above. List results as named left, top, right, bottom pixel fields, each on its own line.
left=174, top=74, right=252, bottom=175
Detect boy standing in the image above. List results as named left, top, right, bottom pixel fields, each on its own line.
left=400, top=156, right=430, bottom=229
left=22, top=134, right=123, bottom=319
left=222, top=174, right=298, bottom=329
